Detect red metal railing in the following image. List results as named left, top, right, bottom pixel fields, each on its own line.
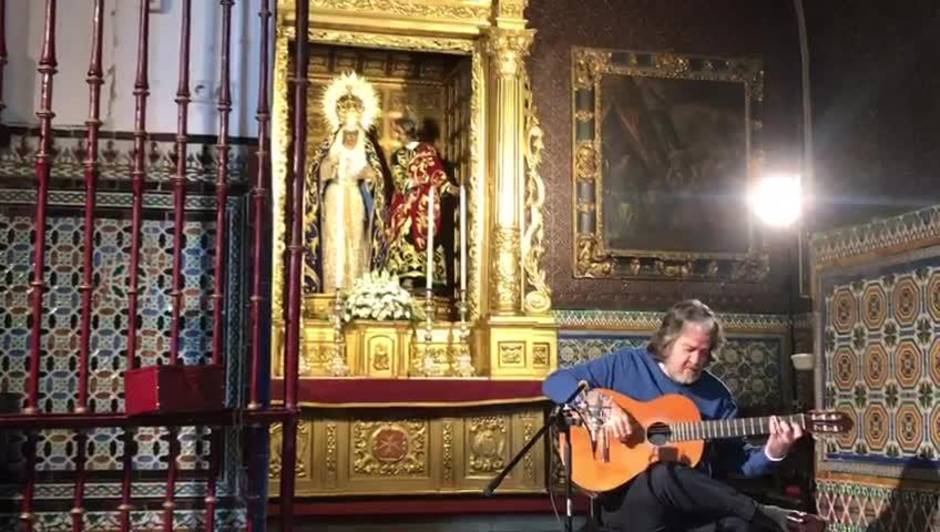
left=164, top=0, right=193, bottom=529
left=247, top=2, right=273, bottom=530
left=72, top=1, right=106, bottom=530
left=116, top=2, right=152, bottom=529
left=205, top=1, right=235, bottom=529
left=280, top=0, right=311, bottom=529
left=21, top=2, right=58, bottom=529
left=0, top=0, right=300, bottom=529
left=0, top=0, right=6, bottom=119
left=250, top=0, right=273, bottom=415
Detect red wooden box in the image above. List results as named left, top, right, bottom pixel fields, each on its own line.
left=124, top=364, right=225, bottom=416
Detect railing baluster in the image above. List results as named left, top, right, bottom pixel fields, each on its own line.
left=161, top=2, right=193, bottom=531
left=281, top=0, right=310, bottom=527
left=205, top=2, right=234, bottom=530
left=249, top=0, right=272, bottom=415
left=21, top=2, right=57, bottom=529
left=119, top=1, right=151, bottom=530
left=212, top=0, right=234, bottom=369
left=0, top=0, right=6, bottom=119
left=246, top=2, right=272, bottom=529
left=72, top=2, right=106, bottom=530
left=25, top=0, right=57, bottom=416
left=170, top=0, right=193, bottom=371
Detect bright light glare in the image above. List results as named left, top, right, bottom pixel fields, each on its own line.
left=748, top=174, right=802, bottom=227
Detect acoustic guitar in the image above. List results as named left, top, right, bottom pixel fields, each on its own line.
left=560, top=388, right=853, bottom=493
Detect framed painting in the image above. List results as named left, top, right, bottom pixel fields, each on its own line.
left=572, top=48, right=769, bottom=281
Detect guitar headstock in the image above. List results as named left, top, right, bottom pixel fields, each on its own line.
left=805, top=411, right=853, bottom=434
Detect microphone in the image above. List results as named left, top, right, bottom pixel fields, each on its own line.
left=584, top=393, right=610, bottom=462
left=562, top=380, right=590, bottom=406
left=576, top=380, right=590, bottom=395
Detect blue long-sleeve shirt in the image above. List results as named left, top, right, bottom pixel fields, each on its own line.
left=543, top=346, right=775, bottom=478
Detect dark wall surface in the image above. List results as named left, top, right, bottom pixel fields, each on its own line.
left=527, top=0, right=801, bottom=312
left=805, top=0, right=940, bottom=232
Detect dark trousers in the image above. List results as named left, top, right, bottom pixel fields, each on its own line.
left=597, top=462, right=765, bottom=532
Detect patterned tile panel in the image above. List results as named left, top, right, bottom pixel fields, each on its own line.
left=0, top=480, right=208, bottom=499
left=558, top=331, right=787, bottom=411
left=0, top=188, right=220, bottom=211
left=811, top=204, right=940, bottom=268
left=712, top=337, right=784, bottom=410
left=0, top=189, right=251, bottom=526
left=816, top=478, right=940, bottom=531
left=558, top=334, right=646, bottom=368
left=820, top=261, right=940, bottom=473
left=0, top=128, right=252, bottom=185
left=554, top=309, right=792, bottom=333
left=0, top=508, right=246, bottom=532
left=0, top=214, right=216, bottom=472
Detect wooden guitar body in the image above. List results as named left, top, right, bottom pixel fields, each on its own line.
left=557, top=388, right=850, bottom=494
left=563, top=390, right=704, bottom=493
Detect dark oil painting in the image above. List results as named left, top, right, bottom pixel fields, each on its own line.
left=598, top=74, right=749, bottom=255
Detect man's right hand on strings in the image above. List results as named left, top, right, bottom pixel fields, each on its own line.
left=583, top=389, right=634, bottom=442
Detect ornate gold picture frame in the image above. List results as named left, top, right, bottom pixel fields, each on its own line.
left=572, top=47, right=769, bottom=281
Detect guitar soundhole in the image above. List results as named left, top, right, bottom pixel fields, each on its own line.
left=647, top=422, right=671, bottom=446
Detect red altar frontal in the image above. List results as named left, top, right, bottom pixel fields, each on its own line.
left=269, top=379, right=550, bottom=498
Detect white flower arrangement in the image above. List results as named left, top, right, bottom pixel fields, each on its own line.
left=342, top=270, right=415, bottom=323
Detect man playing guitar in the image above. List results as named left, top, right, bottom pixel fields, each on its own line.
left=543, top=299, right=827, bottom=531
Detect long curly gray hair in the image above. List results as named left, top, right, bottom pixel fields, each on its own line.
left=646, top=299, right=725, bottom=362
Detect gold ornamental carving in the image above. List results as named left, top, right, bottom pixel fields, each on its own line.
left=269, top=423, right=283, bottom=479
left=308, top=29, right=474, bottom=54
left=369, top=337, right=392, bottom=371
left=485, top=28, right=534, bottom=77
left=522, top=416, right=536, bottom=483
left=532, top=343, right=550, bottom=367
left=574, top=110, right=594, bottom=122
left=269, top=406, right=548, bottom=496
left=268, top=422, right=312, bottom=480
left=410, top=342, right=451, bottom=377
left=468, top=45, right=485, bottom=321
left=654, top=53, right=691, bottom=75
left=574, top=142, right=598, bottom=182
left=270, top=34, right=291, bottom=362
left=494, top=0, right=527, bottom=19
left=576, top=235, right=613, bottom=277
left=442, top=420, right=455, bottom=483
left=353, top=421, right=427, bottom=477
left=325, top=422, right=338, bottom=483
left=521, top=71, right=552, bottom=315
left=492, top=227, right=522, bottom=312
left=310, top=0, right=489, bottom=20
left=499, top=342, right=525, bottom=366
left=468, top=416, right=508, bottom=474
left=573, top=50, right=611, bottom=88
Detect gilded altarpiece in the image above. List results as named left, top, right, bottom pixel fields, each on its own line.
left=269, top=0, right=556, bottom=497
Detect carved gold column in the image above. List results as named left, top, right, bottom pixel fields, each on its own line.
left=480, top=1, right=557, bottom=379
left=485, top=9, right=532, bottom=315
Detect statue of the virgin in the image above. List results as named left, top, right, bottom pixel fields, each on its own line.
left=304, top=72, right=388, bottom=294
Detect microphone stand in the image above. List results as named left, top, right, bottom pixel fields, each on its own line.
left=483, top=383, right=587, bottom=532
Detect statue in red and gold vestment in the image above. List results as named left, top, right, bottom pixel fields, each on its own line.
left=384, top=117, right=457, bottom=290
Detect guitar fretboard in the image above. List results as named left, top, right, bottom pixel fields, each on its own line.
left=667, top=414, right=806, bottom=442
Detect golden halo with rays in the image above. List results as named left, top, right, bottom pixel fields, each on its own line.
left=322, top=71, right=380, bottom=132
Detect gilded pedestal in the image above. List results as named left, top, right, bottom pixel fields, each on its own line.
left=269, top=405, right=546, bottom=497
